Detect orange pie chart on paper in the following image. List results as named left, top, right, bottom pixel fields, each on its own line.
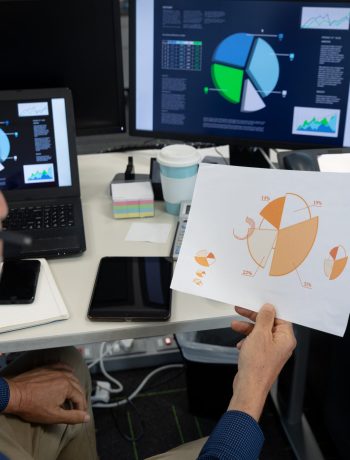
left=247, top=193, right=318, bottom=276
left=194, top=250, right=216, bottom=267
left=324, top=246, right=348, bottom=280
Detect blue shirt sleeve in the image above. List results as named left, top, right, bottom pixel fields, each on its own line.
left=0, top=377, right=10, bottom=413
left=198, top=410, right=265, bottom=460
left=0, top=455, right=9, bottom=460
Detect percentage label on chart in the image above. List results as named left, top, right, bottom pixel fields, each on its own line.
left=303, top=281, right=312, bottom=289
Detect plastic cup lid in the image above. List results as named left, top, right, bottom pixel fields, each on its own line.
left=157, top=144, right=201, bottom=168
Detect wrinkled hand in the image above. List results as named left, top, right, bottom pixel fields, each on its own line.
left=3, top=363, right=90, bottom=425
left=228, top=303, right=296, bottom=421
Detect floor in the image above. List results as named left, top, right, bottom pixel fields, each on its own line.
left=93, top=365, right=296, bottom=460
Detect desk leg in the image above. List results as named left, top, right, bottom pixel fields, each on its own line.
left=270, top=326, right=325, bottom=460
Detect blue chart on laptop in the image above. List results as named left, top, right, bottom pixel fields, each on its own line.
left=0, top=99, right=72, bottom=190
left=0, top=89, right=85, bottom=259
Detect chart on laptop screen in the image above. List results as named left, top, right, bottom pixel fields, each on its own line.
left=0, top=98, right=72, bottom=191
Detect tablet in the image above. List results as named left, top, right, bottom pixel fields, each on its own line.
left=87, top=257, right=173, bottom=321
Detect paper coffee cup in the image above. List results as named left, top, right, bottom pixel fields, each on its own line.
left=157, top=145, right=201, bottom=215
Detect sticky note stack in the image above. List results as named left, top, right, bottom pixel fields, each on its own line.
left=111, top=180, right=154, bottom=219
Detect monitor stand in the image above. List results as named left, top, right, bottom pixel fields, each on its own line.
left=229, top=145, right=271, bottom=168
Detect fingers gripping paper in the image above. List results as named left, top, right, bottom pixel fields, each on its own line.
left=171, top=164, right=350, bottom=336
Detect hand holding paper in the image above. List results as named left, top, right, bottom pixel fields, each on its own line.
left=228, top=303, right=296, bottom=421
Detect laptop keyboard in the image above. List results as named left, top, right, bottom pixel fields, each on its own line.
left=3, top=204, right=75, bottom=231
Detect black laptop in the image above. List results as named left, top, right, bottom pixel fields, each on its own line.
left=0, top=88, right=86, bottom=258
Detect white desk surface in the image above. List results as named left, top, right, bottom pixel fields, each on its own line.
left=0, top=151, right=237, bottom=352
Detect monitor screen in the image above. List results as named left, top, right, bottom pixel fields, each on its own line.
left=0, top=96, right=72, bottom=191
left=0, top=0, right=126, bottom=136
left=130, top=0, right=350, bottom=150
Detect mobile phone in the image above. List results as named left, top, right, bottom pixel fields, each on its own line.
left=0, top=259, right=41, bottom=304
left=87, top=257, right=173, bottom=321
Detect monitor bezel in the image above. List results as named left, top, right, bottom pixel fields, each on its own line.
left=0, top=0, right=126, bottom=137
left=78, top=0, right=126, bottom=136
left=75, top=0, right=126, bottom=136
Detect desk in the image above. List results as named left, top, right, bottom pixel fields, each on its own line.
left=0, top=151, right=237, bottom=353
left=0, top=150, right=325, bottom=460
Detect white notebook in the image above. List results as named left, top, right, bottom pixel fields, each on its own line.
left=0, top=259, right=69, bottom=333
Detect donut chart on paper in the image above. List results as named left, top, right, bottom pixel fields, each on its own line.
left=194, top=250, right=216, bottom=267
left=193, top=250, right=216, bottom=287
left=324, top=246, right=348, bottom=280
left=243, top=193, right=318, bottom=276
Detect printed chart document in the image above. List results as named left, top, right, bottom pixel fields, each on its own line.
left=171, top=164, right=350, bottom=336
left=0, top=259, right=69, bottom=333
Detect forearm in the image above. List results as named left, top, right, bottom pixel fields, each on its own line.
left=228, top=378, right=270, bottom=422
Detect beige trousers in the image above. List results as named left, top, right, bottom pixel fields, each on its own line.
left=0, top=347, right=98, bottom=460
left=145, top=437, right=208, bottom=460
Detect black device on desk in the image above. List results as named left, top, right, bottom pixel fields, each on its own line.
left=0, top=259, right=40, bottom=304
left=150, top=157, right=164, bottom=201
left=280, top=151, right=319, bottom=171
left=279, top=147, right=350, bottom=171
left=0, top=88, right=86, bottom=259
left=129, top=0, right=350, bottom=167
left=88, top=257, right=173, bottom=321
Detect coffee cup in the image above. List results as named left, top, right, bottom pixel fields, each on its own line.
left=157, top=145, right=201, bottom=215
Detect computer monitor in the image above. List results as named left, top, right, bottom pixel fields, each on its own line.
left=129, top=0, right=350, bottom=165
left=0, top=0, right=126, bottom=136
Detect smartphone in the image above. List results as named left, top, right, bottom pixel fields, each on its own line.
left=0, top=259, right=41, bottom=304
left=87, top=257, right=173, bottom=321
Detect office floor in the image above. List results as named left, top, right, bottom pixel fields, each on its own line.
left=93, top=365, right=295, bottom=460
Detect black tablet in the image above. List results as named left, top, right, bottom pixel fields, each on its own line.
left=87, top=257, right=173, bottom=321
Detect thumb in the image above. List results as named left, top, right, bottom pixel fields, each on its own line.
left=255, top=303, right=275, bottom=332
left=57, top=408, right=91, bottom=425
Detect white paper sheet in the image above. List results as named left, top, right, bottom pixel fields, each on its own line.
left=125, top=223, right=171, bottom=243
left=171, top=164, right=350, bottom=336
left=318, top=153, right=350, bottom=172
left=111, top=181, right=154, bottom=200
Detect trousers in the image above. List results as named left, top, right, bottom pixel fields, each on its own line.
left=145, top=437, right=208, bottom=460
left=0, top=347, right=98, bottom=460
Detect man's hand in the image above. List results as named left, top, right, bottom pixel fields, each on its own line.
left=228, top=303, right=296, bottom=421
left=3, top=363, right=91, bottom=425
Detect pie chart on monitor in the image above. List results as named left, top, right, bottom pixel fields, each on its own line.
left=211, top=32, right=280, bottom=112
left=246, top=193, right=318, bottom=276
left=0, top=128, right=10, bottom=163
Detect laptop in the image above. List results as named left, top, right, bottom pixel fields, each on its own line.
left=0, top=88, right=86, bottom=258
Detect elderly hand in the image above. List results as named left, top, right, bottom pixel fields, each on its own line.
left=228, top=303, right=296, bottom=421
left=3, top=363, right=90, bottom=425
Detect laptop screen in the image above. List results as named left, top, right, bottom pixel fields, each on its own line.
left=0, top=97, right=72, bottom=191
